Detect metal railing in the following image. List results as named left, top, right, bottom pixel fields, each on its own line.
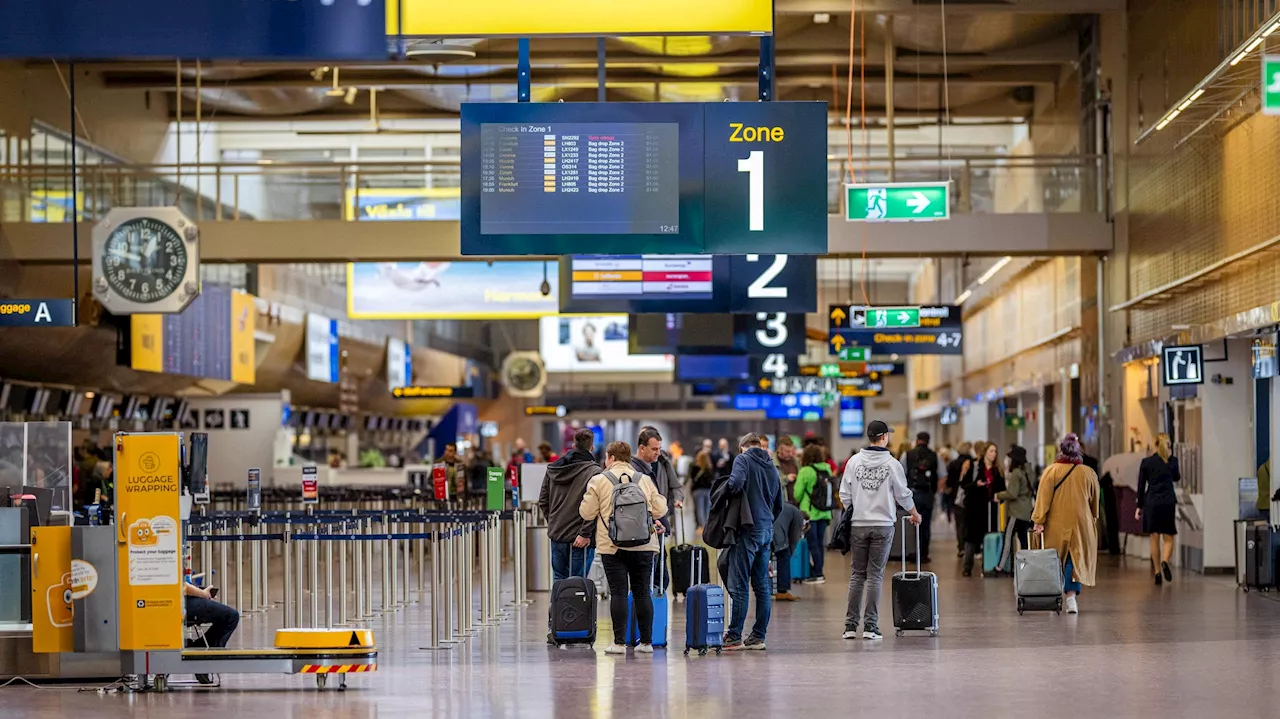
left=0, top=154, right=1105, bottom=225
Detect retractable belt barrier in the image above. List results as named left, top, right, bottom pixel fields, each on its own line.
left=180, top=507, right=529, bottom=647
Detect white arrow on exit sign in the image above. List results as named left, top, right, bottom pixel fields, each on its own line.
left=906, top=192, right=931, bottom=214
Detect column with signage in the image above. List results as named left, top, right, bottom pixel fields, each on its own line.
left=114, top=433, right=184, bottom=651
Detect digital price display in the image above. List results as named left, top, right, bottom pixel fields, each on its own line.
left=561, top=253, right=816, bottom=314
left=462, top=102, right=828, bottom=255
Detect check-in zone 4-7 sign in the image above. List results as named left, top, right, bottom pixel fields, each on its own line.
left=828, top=305, right=962, bottom=356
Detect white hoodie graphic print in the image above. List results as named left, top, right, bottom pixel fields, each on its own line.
left=839, top=447, right=916, bottom=527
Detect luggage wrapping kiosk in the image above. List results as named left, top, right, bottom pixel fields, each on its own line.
left=29, top=432, right=376, bottom=691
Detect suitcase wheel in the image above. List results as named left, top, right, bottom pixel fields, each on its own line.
left=895, top=629, right=904, bottom=637
left=683, top=648, right=690, bottom=657
left=715, top=647, right=722, bottom=655
left=1017, top=598, right=1025, bottom=614
left=699, top=648, right=708, bottom=656
left=929, top=629, right=939, bottom=637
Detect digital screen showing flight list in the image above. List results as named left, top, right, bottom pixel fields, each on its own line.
left=479, top=122, right=681, bottom=235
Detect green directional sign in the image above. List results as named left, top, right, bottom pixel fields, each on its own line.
left=1265, top=55, right=1280, bottom=116
left=819, top=363, right=842, bottom=377
left=855, top=307, right=921, bottom=329
left=845, top=182, right=950, bottom=222
left=839, top=346, right=870, bottom=362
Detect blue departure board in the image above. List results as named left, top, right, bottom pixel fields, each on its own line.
left=480, top=123, right=681, bottom=235
left=462, top=102, right=828, bottom=255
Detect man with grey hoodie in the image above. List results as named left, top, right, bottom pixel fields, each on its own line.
left=838, top=420, right=921, bottom=640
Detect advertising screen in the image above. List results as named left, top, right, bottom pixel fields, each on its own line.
left=539, top=315, right=672, bottom=373
left=348, top=261, right=559, bottom=319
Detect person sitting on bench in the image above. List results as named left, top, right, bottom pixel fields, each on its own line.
left=184, top=582, right=240, bottom=648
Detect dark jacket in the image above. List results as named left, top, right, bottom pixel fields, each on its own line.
left=945, top=455, right=972, bottom=497
left=961, top=462, right=1005, bottom=544
left=772, top=503, right=806, bottom=554
left=631, top=452, right=684, bottom=506
left=537, top=449, right=601, bottom=543
left=690, top=465, right=715, bottom=491
left=704, top=472, right=754, bottom=549
left=727, top=447, right=783, bottom=529
left=1137, top=454, right=1180, bottom=509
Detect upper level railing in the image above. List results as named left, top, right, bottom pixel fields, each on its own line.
left=0, top=154, right=1107, bottom=225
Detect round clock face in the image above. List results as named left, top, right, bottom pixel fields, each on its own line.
left=102, top=217, right=188, bottom=304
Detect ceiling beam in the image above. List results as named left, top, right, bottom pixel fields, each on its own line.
left=775, top=0, right=1122, bottom=13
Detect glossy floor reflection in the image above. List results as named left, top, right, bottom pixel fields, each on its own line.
left=8, top=526, right=1280, bottom=718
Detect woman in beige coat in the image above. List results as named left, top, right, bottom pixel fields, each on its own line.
left=579, top=441, right=668, bottom=655
left=1031, top=433, right=1100, bottom=615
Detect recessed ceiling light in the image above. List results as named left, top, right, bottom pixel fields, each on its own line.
left=813, top=12, right=831, bottom=24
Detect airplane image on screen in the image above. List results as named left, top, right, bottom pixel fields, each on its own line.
left=378, top=262, right=451, bottom=290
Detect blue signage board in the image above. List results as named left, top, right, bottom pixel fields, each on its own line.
left=0, top=0, right=388, bottom=60
left=561, top=253, right=816, bottom=314
left=0, top=299, right=75, bottom=327
left=461, top=101, right=828, bottom=256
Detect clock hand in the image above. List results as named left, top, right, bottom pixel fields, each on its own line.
left=143, top=235, right=159, bottom=258
left=109, top=248, right=142, bottom=262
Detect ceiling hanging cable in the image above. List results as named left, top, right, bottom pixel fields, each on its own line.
left=940, top=0, right=954, bottom=182
left=843, top=0, right=857, bottom=183
left=858, top=6, right=870, bottom=307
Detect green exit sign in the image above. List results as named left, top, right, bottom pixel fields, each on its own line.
left=839, top=347, right=870, bottom=362
left=819, top=363, right=842, bottom=377
left=856, top=307, right=921, bottom=328
left=846, top=182, right=950, bottom=222
left=1265, top=55, right=1280, bottom=116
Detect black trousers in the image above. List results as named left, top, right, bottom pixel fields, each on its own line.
left=601, top=551, right=655, bottom=645
left=185, top=596, right=240, bottom=648
left=913, top=491, right=934, bottom=561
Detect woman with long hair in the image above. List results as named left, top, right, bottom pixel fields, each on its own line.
left=960, top=441, right=1005, bottom=576
left=1032, top=433, right=1101, bottom=614
left=1136, top=433, right=1180, bottom=585
left=690, top=449, right=716, bottom=531
left=996, top=445, right=1035, bottom=553
left=794, top=444, right=836, bottom=584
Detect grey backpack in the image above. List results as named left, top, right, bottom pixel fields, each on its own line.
left=604, top=470, right=653, bottom=548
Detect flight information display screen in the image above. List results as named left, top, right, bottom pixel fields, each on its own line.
left=480, top=122, right=681, bottom=235
left=570, top=255, right=713, bottom=300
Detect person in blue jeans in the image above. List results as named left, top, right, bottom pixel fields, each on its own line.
left=537, top=429, right=601, bottom=582
left=724, top=432, right=783, bottom=650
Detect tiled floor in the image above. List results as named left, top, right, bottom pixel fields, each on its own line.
left=7, top=523, right=1280, bottom=718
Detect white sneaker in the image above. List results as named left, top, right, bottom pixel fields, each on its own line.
left=635, top=643, right=654, bottom=654
left=863, top=626, right=883, bottom=640
left=842, top=630, right=859, bottom=640
left=1065, top=596, right=1078, bottom=614
left=603, top=643, right=627, bottom=655
left=809, top=576, right=826, bottom=585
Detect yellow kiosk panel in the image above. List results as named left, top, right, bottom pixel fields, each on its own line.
left=30, top=526, right=73, bottom=653
left=114, top=433, right=184, bottom=651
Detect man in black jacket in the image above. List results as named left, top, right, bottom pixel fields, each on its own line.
left=901, top=432, right=942, bottom=563
left=538, top=428, right=601, bottom=581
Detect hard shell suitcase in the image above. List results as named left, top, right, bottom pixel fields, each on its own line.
left=982, top=509, right=1004, bottom=575
left=1014, top=533, right=1064, bottom=615
left=669, top=509, right=710, bottom=596
left=790, top=536, right=811, bottom=582
left=891, top=517, right=939, bottom=636
left=1244, top=523, right=1275, bottom=591
left=684, top=552, right=725, bottom=656
left=625, top=548, right=669, bottom=647
left=550, top=548, right=598, bottom=646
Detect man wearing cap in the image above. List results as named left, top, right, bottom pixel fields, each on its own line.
left=838, top=420, right=921, bottom=640
left=900, top=431, right=943, bottom=564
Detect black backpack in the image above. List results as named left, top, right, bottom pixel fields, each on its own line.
left=908, top=449, right=936, bottom=494
left=809, top=466, right=834, bottom=512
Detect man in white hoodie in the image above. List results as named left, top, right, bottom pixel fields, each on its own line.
left=838, top=420, right=921, bottom=640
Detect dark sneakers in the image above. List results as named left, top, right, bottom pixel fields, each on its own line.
left=723, top=635, right=744, bottom=651
left=743, top=637, right=767, bottom=651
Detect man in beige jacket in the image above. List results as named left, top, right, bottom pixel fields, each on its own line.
left=579, top=441, right=668, bottom=655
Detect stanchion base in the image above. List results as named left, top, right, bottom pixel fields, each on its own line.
left=417, top=645, right=457, bottom=651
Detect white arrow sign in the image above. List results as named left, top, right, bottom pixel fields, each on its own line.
left=906, top=191, right=931, bottom=214
left=1270, top=71, right=1280, bottom=93
left=897, top=311, right=912, bottom=323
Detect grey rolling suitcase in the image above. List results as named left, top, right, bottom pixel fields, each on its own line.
left=1014, top=533, right=1063, bottom=615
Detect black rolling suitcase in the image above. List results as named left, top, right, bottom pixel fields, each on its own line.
left=549, top=548, right=597, bottom=646
left=891, top=517, right=939, bottom=637
left=669, top=509, right=709, bottom=597
left=1245, top=523, right=1275, bottom=592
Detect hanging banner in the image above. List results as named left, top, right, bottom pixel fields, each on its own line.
left=348, top=262, right=559, bottom=320
left=114, top=432, right=183, bottom=651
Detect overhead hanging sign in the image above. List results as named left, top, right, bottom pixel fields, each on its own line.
left=348, top=262, right=559, bottom=319
left=0, top=0, right=388, bottom=60
left=828, top=305, right=963, bottom=357
left=0, top=300, right=76, bottom=327
left=305, top=313, right=339, bottom=383
left=561, top=254, right=816, bottom=314
left=1264, top=55, right=1280, bottom=116
left=387, top=337, right=413, bottom=390
left=846, top=182, right=951, bottom=222
left=389, top=0, right=771, bottom=36
left=462, top=102, right=828, bottom=256
left=128, top=285, right=256, bottom=384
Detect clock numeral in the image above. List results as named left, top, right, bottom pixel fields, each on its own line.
left=116, top=271, right=125, bottom=281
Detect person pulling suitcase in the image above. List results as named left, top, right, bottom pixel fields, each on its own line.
left=837, top=420, right=921, bottom=640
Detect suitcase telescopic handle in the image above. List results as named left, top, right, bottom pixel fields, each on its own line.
left=901, top=515, right=920, bottom=575
left=1032, top=530, right=1046, bottom=551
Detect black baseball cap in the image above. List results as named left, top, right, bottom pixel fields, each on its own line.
left=867, top=420, right=893, bottom=438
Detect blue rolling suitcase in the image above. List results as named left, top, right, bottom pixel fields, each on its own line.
left=982, top=511, right=1004, bottom=576
left=550, top=548, right=597, bottom=647
left=684, top=552, right=725, bottom=656
left=790, top=536, right=811, bottom=582
left=625, top=548, right=669, bottom=648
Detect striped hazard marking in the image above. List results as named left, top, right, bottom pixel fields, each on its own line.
left=300, top=664, right=377, bottom=674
